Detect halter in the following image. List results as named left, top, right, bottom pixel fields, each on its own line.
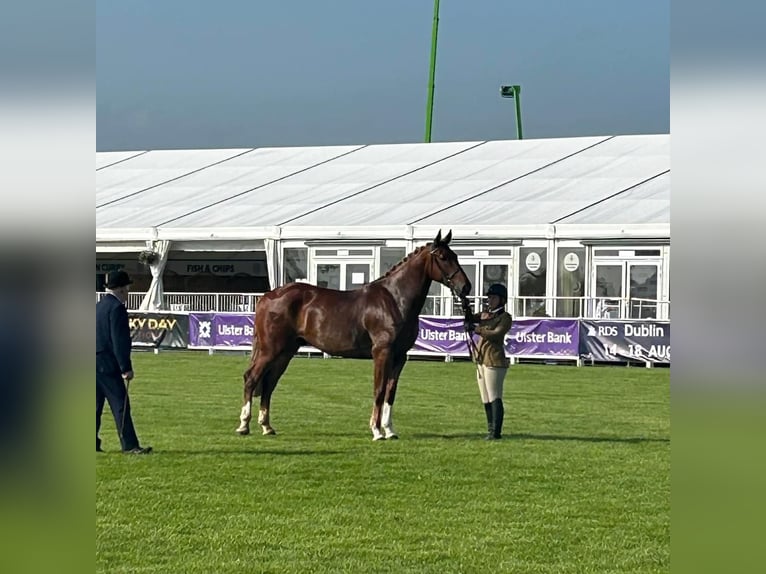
left=429, top=247, right=462, bottom=297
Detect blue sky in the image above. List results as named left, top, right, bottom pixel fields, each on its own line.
left=96, top=0, right=668, bottom=151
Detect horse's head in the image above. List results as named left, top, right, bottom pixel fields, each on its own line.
left=427, top=229, right=472, bottom=298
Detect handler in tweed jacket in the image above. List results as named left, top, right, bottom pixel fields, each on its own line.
left=469, top=283, right=513, bottom=440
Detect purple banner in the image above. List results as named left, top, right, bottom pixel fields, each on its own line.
left=189, top=313, right=254, bottom=348
left=412, top=317, right=474, bottom=355
left=507, top=319, right=580, bottom=357
left=188, top=313, right=578, bottom=359
left=412, top=317, right=579, bottom=358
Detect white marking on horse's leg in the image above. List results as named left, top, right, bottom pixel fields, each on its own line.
left=236, top=401, right=252, bottom=435
left=259, top=407, right=276, bottom=435
left=382, top=402, right=398, bottom=439
left=370, top=402, right=386, bottom=441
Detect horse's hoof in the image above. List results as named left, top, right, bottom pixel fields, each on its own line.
left=385, top=434, right=399, bottom=440
left=372, top=434, right=386, bottom=441
left=262, top=428, right=276, bottom=436
left=235, top=427, right=250, bottom=435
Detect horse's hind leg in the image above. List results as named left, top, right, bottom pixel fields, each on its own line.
left=257, top=347, right=297, bottom=435
left=236, top=354, right=269, bottom=435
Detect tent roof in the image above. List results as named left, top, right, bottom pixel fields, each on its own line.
left=96, top=134, right=669, bottom=243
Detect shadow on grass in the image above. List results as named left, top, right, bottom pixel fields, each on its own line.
left=125, top=448, right=347, bottom=456
left=508, top=432, right=669, bottom=444
left=410, top=433, right=488, bottom=440
left=411, top=432, right=669, bottom=444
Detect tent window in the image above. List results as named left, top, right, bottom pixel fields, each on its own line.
left=555, top=247, right=585, bottom=317
left=380, top=247, right=406, bottom=276
left=284, top=248, right=308, bottom=283
left=517, top=247, right=547, bottom=317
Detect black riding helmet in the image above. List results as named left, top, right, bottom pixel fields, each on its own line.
left=486, top=283, right=507, bottom=301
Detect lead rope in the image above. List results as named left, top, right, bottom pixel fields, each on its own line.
left=460, top=295, right=481, bottom=375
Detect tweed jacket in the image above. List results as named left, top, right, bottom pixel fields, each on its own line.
left=472, top=309, right=513, bottom=368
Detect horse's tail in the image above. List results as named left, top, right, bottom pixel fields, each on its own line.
left=243, top=328, right=265, bottom=398
left=250, top=330, right=259, bottom=361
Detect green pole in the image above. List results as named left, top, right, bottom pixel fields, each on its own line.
left=424, top=0, right=440, bottom=142
left=513, top=85, right=523, bottom=140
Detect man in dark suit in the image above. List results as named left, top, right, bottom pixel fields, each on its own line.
left=97, top=270, right=152, bottom=454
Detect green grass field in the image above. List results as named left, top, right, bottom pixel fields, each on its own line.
left=96, top=352, right=669, bottom=573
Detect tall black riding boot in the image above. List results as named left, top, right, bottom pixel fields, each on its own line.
left=483, top=402, right=493, bottom=439
left=490, top=398, right=505, bottom=439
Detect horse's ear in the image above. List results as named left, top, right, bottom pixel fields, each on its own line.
left=443, top=230, right=452, bottom=245
left=433, top=229, right=442, bottom=245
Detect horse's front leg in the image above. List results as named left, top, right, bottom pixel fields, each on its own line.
left=382, top=354, right=406, bottom=440
left=370, top=347, right=391, bottom=441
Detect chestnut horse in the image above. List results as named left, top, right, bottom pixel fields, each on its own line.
left=235, top=229, right=471, bottom=440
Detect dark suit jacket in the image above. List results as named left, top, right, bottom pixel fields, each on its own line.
left=96, top=294, right=133, bottom=375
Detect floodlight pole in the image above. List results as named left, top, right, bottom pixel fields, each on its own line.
left=513, top=85, right=523, bottom=139
left=500, top=84, right=523, bottom=140
left=424, top=0, right=440, bottom=143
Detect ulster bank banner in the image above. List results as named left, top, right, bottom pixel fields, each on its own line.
left=184, top=314, right=579, bottom=358
left=128, top=312, right=189, bottom=348
left=579, top=320, right=670, bottom=364
left=413, top=317, right=579, bottom=358
left=412, top=317, right=474, bottom=355
left=188, top=313, right=255, bottom=348
left=507, top=319, right=580, bottom=357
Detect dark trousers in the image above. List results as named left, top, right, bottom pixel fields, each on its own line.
left=96, top=371, right=139, bottom=451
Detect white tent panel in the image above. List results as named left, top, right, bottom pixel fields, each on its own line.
left=284, top=136, right=609, bottom=226
left=96, top=148, right=253, bottom=208
left=417, top=135, right=669, bottom=226
left=162, top=141, right=480, bottom=228
left=556, top=172, right=670, bottom=225
left=96, top=145, right=363, bottom=228
left=96, top=134, right=670, bottom=244
left=96, top=151, right=147, bottom=170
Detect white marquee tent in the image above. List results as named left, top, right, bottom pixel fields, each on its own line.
left=96, top=134, right=669, bottom=316
left=98, top=134, right=668, bottom=240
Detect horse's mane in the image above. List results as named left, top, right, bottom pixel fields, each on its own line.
left=374, top=244, right=431, bottom=282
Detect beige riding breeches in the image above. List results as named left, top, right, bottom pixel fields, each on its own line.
left=476, top=364, right=507, bottom=403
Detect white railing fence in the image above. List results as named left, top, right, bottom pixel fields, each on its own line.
left=97, top=291, right=670, bottom=320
